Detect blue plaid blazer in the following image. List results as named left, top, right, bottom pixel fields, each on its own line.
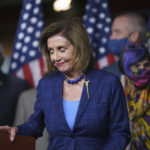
left=18, top=69, right=130, bottom=150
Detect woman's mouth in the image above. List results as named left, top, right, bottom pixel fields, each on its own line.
left=55, top=62, right=64, bottom=67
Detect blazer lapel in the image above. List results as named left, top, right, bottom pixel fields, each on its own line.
left=74, top=73, right=98, bottom=128
left=51, top=73, right=71, bottom=131
left=50, top=71, right=98, bottom=132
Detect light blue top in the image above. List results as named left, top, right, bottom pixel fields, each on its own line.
left=63, top=99, right=80, bottom=130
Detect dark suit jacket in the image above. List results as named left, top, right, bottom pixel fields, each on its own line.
left=17, top=69, right=130, bottom=150
left=103, top=62, right=122, bottom=79
left=0, top=70, right=30, bottom=125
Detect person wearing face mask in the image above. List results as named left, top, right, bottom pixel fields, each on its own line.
left=104, top=12, right=147, bottom=78
left=119, top=43, right=150, bottom=150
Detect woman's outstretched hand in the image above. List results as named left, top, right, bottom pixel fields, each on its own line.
left=0, top=126, right=18, bottom=142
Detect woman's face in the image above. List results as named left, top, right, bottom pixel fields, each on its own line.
left=130, top=58, right=150, bottom=72
left=47, top=34, right=75, bottom=74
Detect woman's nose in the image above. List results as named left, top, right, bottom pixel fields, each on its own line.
left=53, top=52, right=60, bottom=61
left=138, top=65, right=144, bottom=70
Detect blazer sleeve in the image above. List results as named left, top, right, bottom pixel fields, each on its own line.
left=102, top=77, right=131, bottom=150
left=17, top=81, right=45, bottom=138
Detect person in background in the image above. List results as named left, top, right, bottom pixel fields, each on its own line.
left=119, top=43, right=150, bottom=150
left=14, top=89, right=49, bottom=150
left=14, top=54, right=49, bottom=150
left=0, top=18, right=130, bottom=150
left=104, top=12, right=147, bottom=78
left=0, top=44, right=31, bottom=126
left=14, top=62, right=49, bottom=150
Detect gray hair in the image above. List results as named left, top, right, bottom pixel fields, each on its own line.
left=117, top=12, right=147, bottom=42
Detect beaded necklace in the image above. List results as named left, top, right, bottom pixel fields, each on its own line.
left=64, top=73, right=85, bottom=84
left=63, top=72, right=90, bottom=99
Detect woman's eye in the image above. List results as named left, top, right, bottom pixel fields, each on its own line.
left=59, top=47, right=66, bottom=52
left=144, top=62, right=150, bottom=67
left=135, top=64, right=140, bottom=68
left=49, top=50, right=54, bottom=54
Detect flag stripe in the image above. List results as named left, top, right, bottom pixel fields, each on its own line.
left=39, top=56, right=45, bottom=77
left=107, top=53, right=116, bottom=65
left=23, top=64, right=34, bottom=87
left=98, top=56, right=108, bottom=69
left=29, top=58, right=43, bottom=87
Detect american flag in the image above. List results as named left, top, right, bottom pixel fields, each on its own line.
left=9, top=0, right=45, bottom=88
left=83, top=0, right=117, bottom=69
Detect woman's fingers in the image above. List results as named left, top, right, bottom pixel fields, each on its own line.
left=0, top=126, right=18, bottom=142
left=10, top=127, right=18, bottom=142
left=0, top=126, right=11, bottom=133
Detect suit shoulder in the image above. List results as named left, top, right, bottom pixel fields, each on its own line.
left=89, top=69, right=121, bottom=89
left=40, top=71, right=58, bottom=80
left=20, top=89, right=37, bottom=97
left=37, top=71, right=61, bottom=87
left=102, top=63, right=121, bottom=78
left=9, top=75, right=29, bottom=84
left=90, top=69, right=119, bottom=80
left=6, top=75, right=31, bottom=90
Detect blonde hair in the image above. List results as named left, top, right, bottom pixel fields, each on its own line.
left=39, top=17, right=95, bottom=73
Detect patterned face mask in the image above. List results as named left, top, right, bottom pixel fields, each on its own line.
left=131, top=69, right=150, bottom=87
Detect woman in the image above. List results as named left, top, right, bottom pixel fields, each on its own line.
left=0, top=18, right=130, bottom=150
left=119, top=43, right=150, bottom=150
